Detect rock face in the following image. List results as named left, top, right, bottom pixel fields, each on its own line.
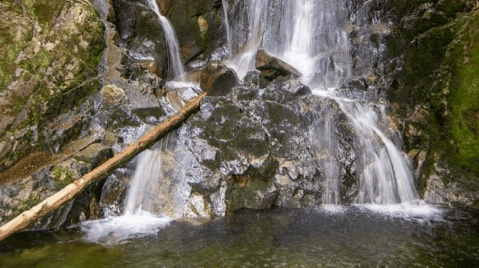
left=158, top=72, right=358, bottom=216
left=255, top=49, right=302, bottom=81
left=385, top=0, right=479, bottom=207
left=0, top=0, right=104, bottom=171
left=0, top=0, right=206, bottom=227
left=200, top=62, right=239, bottom=96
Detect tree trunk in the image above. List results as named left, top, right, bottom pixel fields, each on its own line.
left=0, top=92, right=206, bottom=242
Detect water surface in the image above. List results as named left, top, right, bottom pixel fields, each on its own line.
left=1, top=207, right=478, bottom=267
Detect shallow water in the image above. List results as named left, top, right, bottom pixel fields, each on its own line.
left=1, top=207, right=479, bottom=267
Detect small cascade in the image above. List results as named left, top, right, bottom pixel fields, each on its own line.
left=124, top=141, right=166, bottom=216
left=80, top=137, right=176, bottom=244
left=223, top=0, right=269, bottom=79
left=146, top=0, right=185, bottom=81
left=221, top=0, right=233, bottom=58
left=337, top=101, right=418, bottom=204
left=224, top=0, right=419, bottom=205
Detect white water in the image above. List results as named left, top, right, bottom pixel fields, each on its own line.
left=146, top=0, right=185, bottom=81
left=81, top=139, right=175, bottom=243
left=222, top=0, right=233, bottom=58
left=223, top=0, right=419, bottom=205
left=223, top=0, right=352, bottom=86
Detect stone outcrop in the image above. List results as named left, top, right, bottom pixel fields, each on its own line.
left=0, top=0, right=105, bottom=172
left=255, top=49, right=302, bottom=81
left=152, top=72, right=357, bottom=216
left=200, top=62, right=239, bottom=96
left=386, top=0, right=479, bottom=207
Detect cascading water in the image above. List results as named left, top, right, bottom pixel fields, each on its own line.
left=146, top=0, right=185, bottom=81
left=81, top=137, right=176, bottom=244
left=80, top=1, right=202, bottom=242
left=224, top=0, right=352, bottom=87
left=223, top=0, right=269, bottom=79
left=221, top=0, right=233, bottom=58
left=223, top=0, right=418, bottom=205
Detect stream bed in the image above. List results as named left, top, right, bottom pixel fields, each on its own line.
left=1, top=206, right=479, bottom=267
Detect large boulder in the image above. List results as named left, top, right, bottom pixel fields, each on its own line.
left=161, top=73, right=358, bottom=216
left=200, top=62, right=239, bottom=96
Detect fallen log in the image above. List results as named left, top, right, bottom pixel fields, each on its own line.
left=0, top=92, right=207, bottom=242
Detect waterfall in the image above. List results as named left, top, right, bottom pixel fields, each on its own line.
left=80, top=138, right=175, bottom=243
left=222, top=0, right=233, bottom=58
left=223, top=0, right=269, bottom=79
left=124, top=143, right=165, bottom=216
left=146, top=0, right=185, bottom=81
left=223, top=0, right=351, bottom=87
left=223, top=0, right=418, bottom=205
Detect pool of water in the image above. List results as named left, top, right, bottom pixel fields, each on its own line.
left=1, top=206, right=478, bottom=267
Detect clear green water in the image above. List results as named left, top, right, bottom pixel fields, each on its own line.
left=1, top=207, right=478, bottom=267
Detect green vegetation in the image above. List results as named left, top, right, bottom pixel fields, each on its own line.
left=51, top=166, right=75, bottom=188
left=23, top=0, right=64, bottom=27
left=0, top=0, right=105, bottom=172
left=448, top=13, right=479, bottom=173
left=394, top=3, right=479, bottom=192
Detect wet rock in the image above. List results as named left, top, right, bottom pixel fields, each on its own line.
left=424, top=162, right=479, bottom=208
left=112, top=0, right=168, bottom=77
left=255, top=49, right=302, bottom=80
left=99, top=173, right=129, bottom=217
left=73, top=143, right=113, bottom=168
left=181, top=40, right=203, bottom=63
left=200, top=62, right=239, bottom=96
left=158, top=0, right=225, bottom=59
left=341, top=76, right=368, bottom=91
left=173, top=75, right=357, bottom=214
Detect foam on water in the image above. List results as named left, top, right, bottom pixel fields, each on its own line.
left=355, top=201, right=444, bottom=219
left=320, top=204, right=348, bottom=214
left=81, top=211, right=173, bottom=244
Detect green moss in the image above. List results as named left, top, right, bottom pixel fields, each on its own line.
left=198, top=100, right=270, bottom=161
left=447, top=23, right=479, bottom=172
left=51, top=166, right=75, bottom=188
left=435, top=0, right=465, bottom=17
left=0, top=9, right=32, bottom=88
left=0, top=0, right=105, bottom=171
left=107, top=107, right=141, bottom=131
left=23, top=0, right=64, bottom=27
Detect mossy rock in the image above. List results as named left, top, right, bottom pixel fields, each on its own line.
left=0, top=0, right=105, bottom=171
left=395, top=5, right=479, bottom=196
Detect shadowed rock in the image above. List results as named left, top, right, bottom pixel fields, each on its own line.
left=255, top=49, right=302, bottom=80
left=200, top=62, right=239, bottom=96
